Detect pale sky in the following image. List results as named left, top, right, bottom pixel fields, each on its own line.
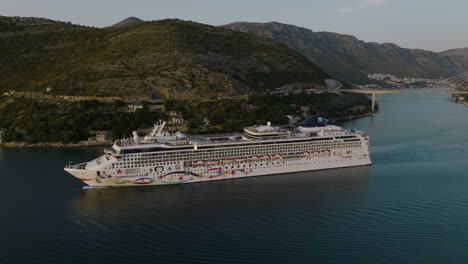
left=1, top=0, right=467, bottom=52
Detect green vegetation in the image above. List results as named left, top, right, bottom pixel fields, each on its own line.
left=0, top=96, right=166, bottom=143
left=0, top=92, right=371, bottom=144
left=0, top=17, right=329, bottom=100
left=150, top=92, right=371, bottom=134
left=0, top=16, right=373, bottom=145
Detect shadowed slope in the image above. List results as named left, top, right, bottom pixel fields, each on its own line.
left=224, top=22, right=467, bottom=83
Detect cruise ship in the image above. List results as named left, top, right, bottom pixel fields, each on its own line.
left=65, top=115, right=371, bottom=187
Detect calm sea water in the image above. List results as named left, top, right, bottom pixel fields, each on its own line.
left=1, top=91, right=468, bottom=264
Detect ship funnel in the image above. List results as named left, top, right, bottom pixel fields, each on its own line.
left=303, top=114, right=326, bottom=127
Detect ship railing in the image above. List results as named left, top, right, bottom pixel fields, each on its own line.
left=104, top=146, right=121, bottom=156
left=188, top=133, right=243, bottom=141
left=65, top=162, right=87, bottom=170
left=347, top=129, right=366, bottom=135
left=113, top=129, right=360, bottom=148
left=186, top=131, right=342, bottom=146
left=115, top=138, right=136, bottom=147
left=188, top=134, right=303, bottom=146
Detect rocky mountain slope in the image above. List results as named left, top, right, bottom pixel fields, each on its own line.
left=223, top=22, right=468, bottom=83
left=110, top=17, right=143, bottom=28
left=0, top=17, right=330, bottom=100
left=441, top=47, right=468, bottom=72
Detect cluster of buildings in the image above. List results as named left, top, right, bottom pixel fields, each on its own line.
left=364, top=73, right=445, bottom=89
left=87, top=131, right=112, bottom=143
left=86, top=109, right=186, bottom=143
left=269, top=79, right=342, bottom=96
left=124, top=103, right=184, bottom=124
left=125, top=103, right=165, bottom=112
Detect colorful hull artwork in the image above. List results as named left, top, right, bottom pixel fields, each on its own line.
left=89, top=169, right=252, bottom=186
left=95, top=176, right=154, bottom=185
left=65, top=121, right=372, bottom=187
left=133, top=178, right=155, bottom=184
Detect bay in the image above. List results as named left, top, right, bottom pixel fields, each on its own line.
left=1, top=90, right=468, bottom=263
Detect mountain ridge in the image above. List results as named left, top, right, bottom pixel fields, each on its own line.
left=110, top=17, right=144, bottom=28
left=223, top=21, right=468, bottom=83
left=0, top=17, right=330, bottom=100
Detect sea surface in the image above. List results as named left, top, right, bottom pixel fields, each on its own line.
left=1, top=90, right=468, bottom=263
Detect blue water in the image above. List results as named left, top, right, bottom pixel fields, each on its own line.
left=1, top=91, right=468, bottom=263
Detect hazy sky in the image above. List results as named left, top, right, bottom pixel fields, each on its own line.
left=2, top=0, right=467, bottom=51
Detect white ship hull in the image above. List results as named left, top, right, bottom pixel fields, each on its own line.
left=65, top=119, right=372, bottom=187
left=65, top=150, right=371, bottom=187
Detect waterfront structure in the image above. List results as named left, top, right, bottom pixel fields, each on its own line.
left=338, top=89, right=468, bottom=112
left=87, top=131, right=111, bottom=142
left=95, top=131, right=111, bottom=142
left=65, top=117, right=371, bottom=187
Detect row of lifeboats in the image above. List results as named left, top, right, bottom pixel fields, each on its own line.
left=298, top=150, right=332, bottom=158
left=192, top=155, right=281, bottom=166
left=190, top=151, right=332, bottom=167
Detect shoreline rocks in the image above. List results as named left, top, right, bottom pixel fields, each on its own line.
left=0, top=140, right=112, bottom=149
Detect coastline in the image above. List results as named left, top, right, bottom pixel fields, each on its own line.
left=0, top=111, right=376, bottom=149
left=0, top=140, right=112, bottom=149
left=451, top=93, right=468, bottom=106
left=328, top=111, right=375, bottom=123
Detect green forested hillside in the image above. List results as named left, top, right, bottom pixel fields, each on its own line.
left=0, top=16, right=373, bottom=145
left=0, top=17, right=330, bottom=100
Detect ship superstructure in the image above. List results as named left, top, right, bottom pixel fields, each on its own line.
left=65, top=116, right=371, bottom=187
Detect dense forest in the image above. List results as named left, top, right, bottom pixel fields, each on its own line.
left=0, top=17, right=329, bottom=100
left=0, top=97, right=165, bottom=143
left=0, top=92, right=372, bottom=144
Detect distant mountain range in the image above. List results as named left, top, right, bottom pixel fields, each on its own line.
left=2, top=15, right=467, bottom=101
left=223, top=22, right=468, bottom=83
left=0, top=16, right=329, bottom=100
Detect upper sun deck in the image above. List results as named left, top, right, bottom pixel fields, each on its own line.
left=244, top=122, right=290, bottom=137
left=104, top=121, right=366, bottom=156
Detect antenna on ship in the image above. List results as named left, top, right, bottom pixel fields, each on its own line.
left=156, top=121, right=166, bottom=136
left=150, top=120, right=166, bottom=137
